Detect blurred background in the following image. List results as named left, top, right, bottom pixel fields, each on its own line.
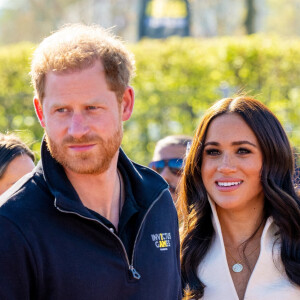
left=0, top=0, right=299, bottom=164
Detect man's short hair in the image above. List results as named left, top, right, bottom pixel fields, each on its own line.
left=154, top=135, right=192, bottom=153
left=30, top=23, right=135, bottom=103
left=0, top=133, right=35, bottom=178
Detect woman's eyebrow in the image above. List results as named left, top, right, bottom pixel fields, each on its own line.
left=203, top=141, right=257, bottom=147
left=203, top=141, right=219, bottom=147
left=232, top=141, right=257, bottom=147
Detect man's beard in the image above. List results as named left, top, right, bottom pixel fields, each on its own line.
left=45, top=126, right=123, bottom=175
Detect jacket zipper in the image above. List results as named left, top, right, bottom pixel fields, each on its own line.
left=54, top=188, right=168, bottom=280
left=129, top=188, right=168, bottom=278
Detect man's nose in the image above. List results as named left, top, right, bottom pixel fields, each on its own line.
left=217, top=154, right=237, bottom=173
left=68, top=113, right=89, bottom=138
left=160, top=166, right=173, bottom=181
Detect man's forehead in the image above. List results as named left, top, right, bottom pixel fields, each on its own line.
left=153, top=144, right=186, bottom=161
left=46, top=60, right=105, bottom=78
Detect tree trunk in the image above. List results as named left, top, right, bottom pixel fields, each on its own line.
left=245, top=0, right=256, bottom=34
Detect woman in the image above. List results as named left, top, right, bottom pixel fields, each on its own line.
left=0, top=133, right=35, bottom=195
left=178, top=97, right=300, bottom=300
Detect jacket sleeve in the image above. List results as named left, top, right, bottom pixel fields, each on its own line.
left=0, top=215, right=36, bottom=300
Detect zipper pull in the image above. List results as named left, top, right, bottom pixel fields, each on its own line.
left=129, top=265, right=141, bottom=280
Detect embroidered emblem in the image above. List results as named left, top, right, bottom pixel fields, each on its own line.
left=151, top=233, right=172, bottom=251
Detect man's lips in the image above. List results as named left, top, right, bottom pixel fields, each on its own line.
left=68, top=144, right=96, bottom=151
left=168, top=184, right=176, bottom=194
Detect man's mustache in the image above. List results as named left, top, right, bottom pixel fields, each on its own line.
left=62, top=135, right=103, bottom=144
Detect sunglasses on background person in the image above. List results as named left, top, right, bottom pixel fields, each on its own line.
left=149, top=158, right=184, bottom=176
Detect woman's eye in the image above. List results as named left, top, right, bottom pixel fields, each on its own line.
left=205, top=149, right=220, bottom=156
left=238, top=148, right=251, bottom=154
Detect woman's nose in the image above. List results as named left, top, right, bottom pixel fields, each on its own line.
left=217, top=154, right=237, bottom=173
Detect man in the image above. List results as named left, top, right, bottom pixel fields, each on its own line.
left=149, top=135, right=192, bottom=202
left=0, top=24, right=181, bottom=299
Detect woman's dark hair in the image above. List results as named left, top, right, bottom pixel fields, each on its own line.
left=0, top=133, right=35, bottom=178
left=178, top=97, right=300, bottom=299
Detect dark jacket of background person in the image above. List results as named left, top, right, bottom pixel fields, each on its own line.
left=0, top=140, right=181, bottom=300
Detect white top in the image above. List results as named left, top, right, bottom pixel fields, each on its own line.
left=197, top=200, right=300, bottom=300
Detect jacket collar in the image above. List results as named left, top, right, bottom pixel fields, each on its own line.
left=36, top=138, right=169, bottom=214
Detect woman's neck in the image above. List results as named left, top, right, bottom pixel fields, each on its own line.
left=216, top=203, right=265, bottom=248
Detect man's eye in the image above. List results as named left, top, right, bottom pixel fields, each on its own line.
left=87, top=106, right=98, bottom=110
left=56, top=108, right=67, bottom=113
left=238, top=148, right=251, bottom=154
left=205, top=149, right=220, bottom=156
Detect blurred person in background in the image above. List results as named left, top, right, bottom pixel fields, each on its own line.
left=293, top=149, right=300, bottom=197
left=293, top=167, right=300, bottom=196
left=0, top=133, right=35, bottom=195
left=179, top=97, right=300, bottom=300
left=149, top=135, right=192, bottom=202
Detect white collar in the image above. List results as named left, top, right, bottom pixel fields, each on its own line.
left=207, top=195, right=275, bottom=246
left=197, top=196, right=284, bottom=300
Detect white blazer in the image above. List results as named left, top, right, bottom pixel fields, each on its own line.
left=196, top=200, right=300, bottom=300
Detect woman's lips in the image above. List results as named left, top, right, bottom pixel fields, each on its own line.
left=215, top=179, right=243, bottom=192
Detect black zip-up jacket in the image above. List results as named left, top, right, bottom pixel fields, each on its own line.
left=0, top=142, right=181, bottom=300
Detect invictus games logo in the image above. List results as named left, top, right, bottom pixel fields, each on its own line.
left=151, top=233, right=172, bottom=251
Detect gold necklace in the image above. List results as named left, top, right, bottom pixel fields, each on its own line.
left=225, top=245, right=260, bottom=273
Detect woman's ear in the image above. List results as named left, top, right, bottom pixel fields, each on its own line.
left=33, top=98, right=45, bottom=127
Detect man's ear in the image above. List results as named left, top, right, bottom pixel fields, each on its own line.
left=121, top=86, right=134, bottom=121
left=33, top=98, right=45, bottom=127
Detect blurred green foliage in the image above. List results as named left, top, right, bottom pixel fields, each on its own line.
left=0, top=36, right=299, bottom=165
left=0, top=43, right=43, bottom=155
left=127, top=35, right=300, bottom=163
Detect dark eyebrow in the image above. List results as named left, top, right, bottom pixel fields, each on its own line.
left=204, top=141, right=257, bottom=148
left=203, top=142, right=219, bottom=147
left=232, top=141, right=257, bottom=147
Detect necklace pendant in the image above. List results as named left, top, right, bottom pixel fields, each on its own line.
left=232, top=263, right=243, bottom=273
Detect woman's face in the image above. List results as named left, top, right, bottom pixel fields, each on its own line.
left=0, top=154, right=35, bottom=195
left=201, top=113, right=264, bottom=213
